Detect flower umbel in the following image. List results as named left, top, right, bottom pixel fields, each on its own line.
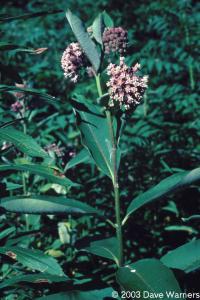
left=106, top=57, right=148, bottom=110
left=103, top=27, right=128, bottom=55
left=61, top=42, right=85, bottom=82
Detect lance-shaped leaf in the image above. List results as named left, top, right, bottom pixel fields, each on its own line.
left=35, top=288, right=115, bottom=300
left=0, top=42, right=47, bottom=54
left=0, top=84, right=59, bottom=105
left=0, top=246, right=64, bottom=275
left=85, top=237, right=119, bottom=265
left=0, top=9, right=63, bottom=23
left=0, top=164, right=77, bottom=187
left=66, top=10, right=100, bottom=72
left=0, top=127, right=48, bottom=158
left=0, top=195, right=101, bottom=215
left=0, top=227, right=15, bottom=241
left=0, top=274, right=69, bottom=289
left=125, top=168, right=200, bottom=223
left=72, top=100, right=117, bottom=179
left=161, top=239, right=200, bottom=273
left=116, top=259, right=181, bottom=298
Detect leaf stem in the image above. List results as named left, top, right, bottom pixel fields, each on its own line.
left=95, top=74, right=123, bottom=267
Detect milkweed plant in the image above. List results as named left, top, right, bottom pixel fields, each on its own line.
left=1, top=9, right=200, bottom=299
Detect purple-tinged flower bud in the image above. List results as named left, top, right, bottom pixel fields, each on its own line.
left=61, top=42, right=86, bottom=82
left=103, top=27, right=128, bottom=55
left=106, top=57, right=148, bottom=110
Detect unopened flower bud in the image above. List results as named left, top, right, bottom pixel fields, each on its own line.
left=103, top=27, right=128, bottom=55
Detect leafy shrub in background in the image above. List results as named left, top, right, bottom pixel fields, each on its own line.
left=0, top=0, right=200, bottom=299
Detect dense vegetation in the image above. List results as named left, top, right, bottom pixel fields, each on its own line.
left=0, top=0, right=200, bottom=299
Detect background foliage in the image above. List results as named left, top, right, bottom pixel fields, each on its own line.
left=0, top=0, right=200, bottom=298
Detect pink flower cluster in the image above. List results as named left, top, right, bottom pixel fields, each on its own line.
left=61, top=42, right=85, bottom=82
left=45, top=143, right=64, bottom=157
left=11, top=101, right=23, bottom=112
left=103, top=27, right=128, bottom=54
left=106, top=57, right=148, bottom=110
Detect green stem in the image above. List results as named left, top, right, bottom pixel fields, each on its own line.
left=95, top=73, right=103, bottom=97
left=95, top=74, right=123, bottom=267
left=21, top=100, right=29, bottom=230
left=184, top=23, right=195, bottom=90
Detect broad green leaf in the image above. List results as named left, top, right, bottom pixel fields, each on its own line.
left=92, top=13, right=104, bottom=46
left=0, top=195, right=101, bottom=215
left=0, top=84, right=59, bottom=105
left=0, top=273, right=69, bottom=289
left=102, top=11, right=114, bottom=27
left=66, top=10, right=100, bottom=72
left=116, top=259, right=181, bottom=298
left=0, top=127, right=47, bottom=158
left=85, top=237, right=119, bottom=265
left=65, top=148, right=93, bottom=170
left=0, top=10, right=63, bottom=23
left=35, top=288, right=115, bottom=300
left=161, top=239, right=200, bottom=273
left=0, top=246, right=64, bottom=275
left=72, top=100, right=116, bottom=179
left=125, top=168, right=200, bottom=222
left=0, top=164, right=77, bottom=187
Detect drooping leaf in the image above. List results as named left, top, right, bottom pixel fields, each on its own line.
left=0, top=127, right=48, bottom=158
left=125, top=168, right=200, bottom=222
left=0, top=195, right=101, bottom=215
left=66, top=10, right=100, bottom=72
left=161, top=239, right=200, bottom=273
left=85, top=237, right=119, bottom=265
left=65, top=148, right=93, bottom=171
left=72, top=100, right=117, bottom=180
left=102, top=11, right=114, bottom=27
left=116, top=259, right=181, bottom=298
left=0, top=246, right=64, bottom=275
left=0, top=164, right=77, bottom=187
left=35, top=288, right=115, bottom=300
left=0, top=10, right=63, bottom=23
left=0, top=273, right=69, bottom=289
left=92, top=13, right=104, bottom=46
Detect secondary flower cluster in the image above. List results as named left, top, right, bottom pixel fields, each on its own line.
left=61, top=42, right=86, bottom=82
left=11, top=82, right=28, bottom=114
left=103, top=27, right=128, bottom=54
left=45, top=143, right=65, bottom=158
left=106, top=57, right=148, bottom=110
